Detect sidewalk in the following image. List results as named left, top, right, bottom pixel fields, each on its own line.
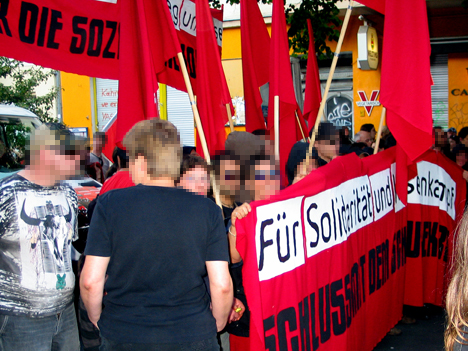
left=373, top=305, right=445, bottom=351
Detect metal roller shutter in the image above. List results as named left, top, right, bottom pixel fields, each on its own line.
left=431, top=54, right=449, bottom=128
left=166, top=86, right=195, bottom=147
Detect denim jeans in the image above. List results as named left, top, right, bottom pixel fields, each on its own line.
left=100, top=336, right=220, bottom=351
left=0, top=303, right=80, bottom=351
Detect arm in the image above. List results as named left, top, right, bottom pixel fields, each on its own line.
left=80, top=255, right=110, bottom=327
left=229, top=203, right=251, bottom=264
left=206, top=260, right=233, bottom=332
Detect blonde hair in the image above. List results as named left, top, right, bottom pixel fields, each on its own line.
left=123, top=118, right=181, bottom=179
left=446, top=210, right=468, bottom=350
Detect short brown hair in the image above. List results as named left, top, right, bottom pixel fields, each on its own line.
left=179, top=154, right=209, bottom=181
left=123, top=119, right=181, bottom=179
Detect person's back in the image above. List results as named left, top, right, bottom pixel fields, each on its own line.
left=86, top=185, right=227, bottom=343
left=80, top=119, right=232, bottom=351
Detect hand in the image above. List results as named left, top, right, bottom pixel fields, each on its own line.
left=229, top=298, right=245, bottom=323
left=231, top=203, right=251, bottom=228
left=463, top=170, right=468, bottom=182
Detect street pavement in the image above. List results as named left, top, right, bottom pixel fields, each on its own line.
left=373, top=305, right=446, bottom=351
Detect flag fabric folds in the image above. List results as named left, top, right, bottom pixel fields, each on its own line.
left=303, top=19, right=322, bottom=132
left=380, top=0, right=433, bottom=203
left=380, top=0, right=433, bottom=163
left=240, top=0, right=271, bottom=132
left=267, top=0, right=308, bottom=187
left=116, top=0, right=181, bottom=145
left=195, top=0, right=231, bottom=157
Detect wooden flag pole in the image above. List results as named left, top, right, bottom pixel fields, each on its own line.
left=295, top=110, right=309, bottom=142
left=306, top=0, right=355, bottom=165
left=274, top=96, right=280, bottom=160
left=226, top=104, right=235, bottom=133
left=177, top=52, right=222, bottom=208
left=374, top=106, right=386, bottom=155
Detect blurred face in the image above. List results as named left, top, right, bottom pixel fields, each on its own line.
left=93, top=137, right=103, bottom=152
left=315, top=134, right=339, bottom=161
left=179, top=165, right=210, bottom=196
left=42, top=146, right=82, bottom=180
left=252, top=160, right=280, bottom=201
left=343, top=127, right=350, bottom=137
left=218, top=159, right=240, bottom=197
left=370, top=128, right=376, bottom=140
left=456, top=152, right=468, bottom=168
left=434, top=128, right=446, bottom=148
left=359, top=131, right=373, bottom=147
left=449, top=138, right=457, bottom=150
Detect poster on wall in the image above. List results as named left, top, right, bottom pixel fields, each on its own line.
left=95, top=78, right=119, bottom=131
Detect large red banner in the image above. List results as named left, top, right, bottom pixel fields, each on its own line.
left=404, top=150, right=466, bottom=307
left=236, top=149, right=407, bottom=350
left=236, top=148, right=465, bottom=350
left=0, top=0, right=223, bottom=93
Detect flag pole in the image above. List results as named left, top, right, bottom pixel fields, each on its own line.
left=295, top=110, right=309, bottom=142
left=274, top=96, right=280, bottom=160
left=177, top=52, right=222, bottom=208
left=374, top=106, right=386, bottom=155
left=226, top=104, right=235, bottom=133
left=306, top=0, right=354, bottom=164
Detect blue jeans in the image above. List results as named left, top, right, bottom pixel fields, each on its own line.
left=100, top=336, right=219, bottom=351
left=0, top=303, right=80, bottom=351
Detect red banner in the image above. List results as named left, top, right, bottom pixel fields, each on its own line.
left=404, top=150, right=466, bottom=307
left=236, top=149, right=408, bottom=351
left=0, top=0, right=120, bottom=79
left=236, top=149, right=466, bottom=350
left=0, top=0, right=223, bottom=94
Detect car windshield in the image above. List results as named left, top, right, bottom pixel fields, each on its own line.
left=0, top=115, right=41, bottom=178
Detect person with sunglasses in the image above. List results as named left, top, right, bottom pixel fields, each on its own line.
left=226, top=154, right=281, bottom=351
left=0, top=123, right=87, bottom=351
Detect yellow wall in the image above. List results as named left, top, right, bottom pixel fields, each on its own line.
left=448, top=53, right=468, bottom=132
left=61, top=72, right=93, bottom=138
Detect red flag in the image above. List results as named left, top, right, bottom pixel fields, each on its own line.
left=354, top=0, right=385, bottom=14
left=268, top=0, right=308, bottom=187
left=303, top=19, right=322, bottom=132
left=195, top=0, right=231, bottom=157
left=102, top=116, right=118, bottom=160
left=116, top=0, right=181, bottom=145
left=240, top=0, right=270, bottom=132
left=380, top=0, right=433, bottom=203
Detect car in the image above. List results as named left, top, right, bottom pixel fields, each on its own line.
left=0, top=104, right=101, bottom=253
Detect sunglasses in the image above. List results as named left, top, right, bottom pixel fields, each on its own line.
left=254, top=169, right=279, bottom=181
left=224, top=170, right=238, bottom=181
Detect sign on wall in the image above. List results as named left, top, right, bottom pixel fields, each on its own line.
left=94, top=78, right=119, bottom=131
left=356, top=90, right=381, bottom=117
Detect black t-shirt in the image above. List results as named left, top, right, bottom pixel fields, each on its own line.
left=84, top=185, right=229, bottom=344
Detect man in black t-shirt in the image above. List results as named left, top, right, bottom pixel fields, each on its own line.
left=80, top=119, right=233, bottom=350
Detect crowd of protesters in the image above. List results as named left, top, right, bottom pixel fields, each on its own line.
left=3, top=120, right=468, bottom=350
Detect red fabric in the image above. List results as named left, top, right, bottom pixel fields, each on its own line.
left=403, top=150, right=466, bottom=307
left=116, top=0, right=182, bottom=145
left=353, top=0, right=385, bottom=14
left=100, top=170, right=135, bottom=195
left=157, top=2, right=224, bottom=94
left=267, top=0, right=308, bottom=188
left=194, top=0, right=230, bottom=158
left=236, top=150, right=407, bottom=351
left=229, top=334, right=250, bottom=351
left=240, top=0, right=270, bottom=132
left=0, top=0, right=120, bottom=79
left=380, top=0, right=433, bottom=204
left=102, top=120, right=117, bottom=161
left=303, top=20, right=322, bottom=132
